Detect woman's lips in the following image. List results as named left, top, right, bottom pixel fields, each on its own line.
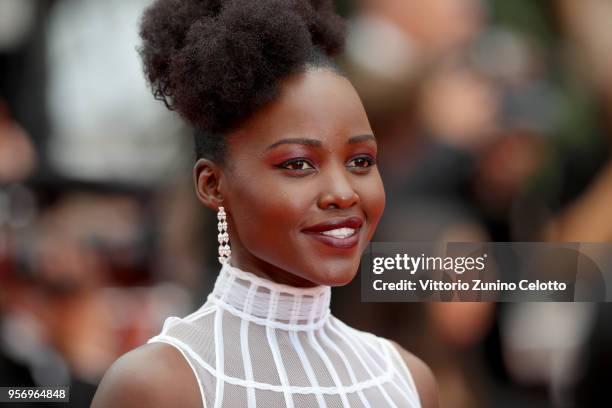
left=301, top=217, right=363, bottom=249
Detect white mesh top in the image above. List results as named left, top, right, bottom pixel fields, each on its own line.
left=147, top=262, right=421, bottom=408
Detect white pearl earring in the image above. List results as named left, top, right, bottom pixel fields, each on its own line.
left=217, top=206, right=231, bottom=265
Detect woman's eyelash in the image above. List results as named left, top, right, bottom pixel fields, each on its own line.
left=276, top=158, right=315, bottom=171
left=347, top=156, right=376, bottom=168
left=275, top=155, right=376, bottom=172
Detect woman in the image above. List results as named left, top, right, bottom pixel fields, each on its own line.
left=92, top=0, right=438, bottom=406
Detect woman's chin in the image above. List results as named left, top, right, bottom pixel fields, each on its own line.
left=309, top=260, right=360, bottom=286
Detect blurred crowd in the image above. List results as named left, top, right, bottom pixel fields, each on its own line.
left=1, top=0, right=611, bottom=407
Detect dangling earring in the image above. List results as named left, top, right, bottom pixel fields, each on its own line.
left=217, top=206, right=231, bottom=265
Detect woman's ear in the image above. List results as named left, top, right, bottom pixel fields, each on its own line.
left=193, top=158, right=224, bottom=210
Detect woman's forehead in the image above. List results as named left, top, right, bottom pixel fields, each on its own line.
left=229, top=68, right=372, bottom=149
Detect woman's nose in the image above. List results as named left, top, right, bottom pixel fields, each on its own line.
left=317, top=167, right=360, bottom=210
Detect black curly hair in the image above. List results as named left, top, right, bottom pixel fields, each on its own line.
left=138, top=0, right=346, bottom=163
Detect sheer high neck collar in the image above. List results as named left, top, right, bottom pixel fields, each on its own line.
left=208, top=262, right=332, bottom=330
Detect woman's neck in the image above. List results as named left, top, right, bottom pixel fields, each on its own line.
left=209, top=262, right=332, bottom=329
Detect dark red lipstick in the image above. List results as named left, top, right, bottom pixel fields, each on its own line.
left=301, top=216, right=363, bottom=249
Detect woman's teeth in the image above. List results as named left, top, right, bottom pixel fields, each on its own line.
left=320, top=227, right=355, bottom=239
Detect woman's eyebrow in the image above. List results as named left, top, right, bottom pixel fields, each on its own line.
left=265, top=134, right=375, bottom=151
left=266, top=138, right=322, bottom=150
left=347, top=134, right=375, bottom=144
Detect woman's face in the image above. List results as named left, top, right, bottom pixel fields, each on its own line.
left=217, top=68, right=385, bottom=287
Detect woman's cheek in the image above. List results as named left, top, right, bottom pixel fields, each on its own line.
left=363, top=174, right=386, bottom=236
left=235, top=185, right=302, bottom=242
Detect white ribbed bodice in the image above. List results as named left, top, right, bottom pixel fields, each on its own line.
left=147, top=263, right=421, bottom=408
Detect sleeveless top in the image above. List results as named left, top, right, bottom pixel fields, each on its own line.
left=147, top=262, right=421, bottom=408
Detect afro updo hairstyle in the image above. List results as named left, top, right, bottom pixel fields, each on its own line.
left=138, top=0, right=346, bottom=164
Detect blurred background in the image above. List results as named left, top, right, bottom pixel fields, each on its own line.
left=0, top=0, right=611, bottom=406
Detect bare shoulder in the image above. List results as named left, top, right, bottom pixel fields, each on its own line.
left=91, top=342, right=202, bottom=408
left=389, top=340, right=439, bottom=408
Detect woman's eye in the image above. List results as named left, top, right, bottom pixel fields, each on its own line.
left=347, top=156, right=375, bottom=169
left=278, top=159, right=315, bottom=171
